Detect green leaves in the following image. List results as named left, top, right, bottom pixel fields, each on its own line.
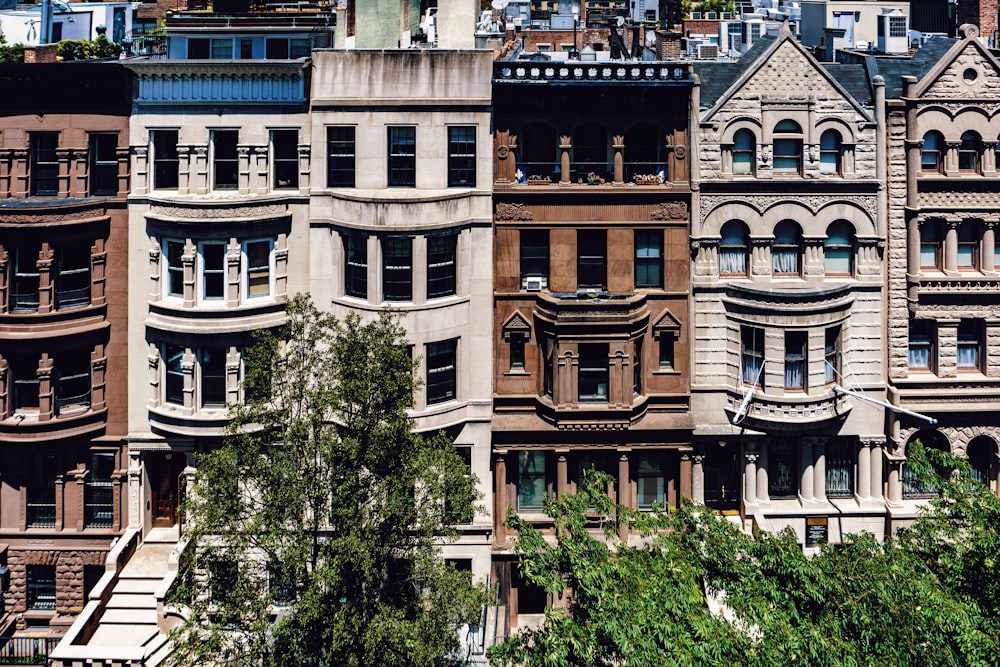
left=169, top=295, right=486, bottom=667
left=491, top=452, right=1000, bottom=667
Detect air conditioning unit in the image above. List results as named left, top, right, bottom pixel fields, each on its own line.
left=697, top=43, right=719, bottom=59
left=525, top=276, right=544, bottom=291
left=690, top=11, right=702, bottom=18
left=721, top=11, right=733, bottom=19
left=706, top=11, right=717, bottom=19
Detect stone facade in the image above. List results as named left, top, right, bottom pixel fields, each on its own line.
left=691, top=28, right=889, bottom=542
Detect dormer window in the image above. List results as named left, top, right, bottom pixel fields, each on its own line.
left=773, top=120, right=802, bottom=176
left=921, top=131, right=944, bottom=174
left=959, top=131, right=983, bottom=174
left=732, top=129, right=755, bottom=175
left=819, top=129, right=842, bottom=175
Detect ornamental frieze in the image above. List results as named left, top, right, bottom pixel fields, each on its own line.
left=495, top=202, right=534, bottom=221
left=698, top=194, right=877, bottom=226
left=0, top=209, right=107, bottom=223
left=650, top=201, right=688, bottom=220
left=917, top=190, right=1000, bottom=210
left=149, top=203, right=287, bottom=219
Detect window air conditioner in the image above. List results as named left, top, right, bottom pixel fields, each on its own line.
left=525, top=276, right=544, bottom=291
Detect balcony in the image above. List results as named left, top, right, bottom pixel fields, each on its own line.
left=533, top=291, right=649, bottom=335
left=725, top=388, right=851, bottom=432
left=494, top=62, right=690, bottom=85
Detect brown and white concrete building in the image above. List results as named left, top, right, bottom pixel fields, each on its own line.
left=0, top=61, right=132, bottom=638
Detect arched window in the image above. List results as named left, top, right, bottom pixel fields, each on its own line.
left=824, top=220, right=855, bottom=275
left=921, top=131, right=944, bottom=174
left=903, top=431, right=948, bottom=498
left=573, top=123, right=608, bottom=182
left=773, top=120, right=802, bottom=175
left=772, top=220, right=802, bottom=275
left=732, top=129, right=755, bottom=175
left=959, top=131, right=983, bottom=173
left=919, top=221, right=943, bottom=270
left=720, top=220, right=749, bottom=276
left=819, top=129, right=843, bottom=175
left=966, top=436, right=995, bottom=486
left=520, top=124, right=558, bottom=181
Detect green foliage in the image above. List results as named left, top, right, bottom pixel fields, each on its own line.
left=490, top=450, right=1000, bottom=667
left=696, top=0, right=734, bottom=14
left=57, top=35, right=118, bottom=61
left=0, top=32, right=24, bottom=63
left=168, top=295, right=487, bottom=667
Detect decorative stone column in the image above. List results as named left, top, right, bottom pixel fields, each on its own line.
left=182, top=241, right=196, bottom=308
left=983, top=141, right=997, bottom=176
left=618, top=452, right=630, bottom=542
left=757, top=445, right=769, bottom=504
left=944, top=218, right=960, bottom=274
left=558, top=135, right=571, bottom=185
left=691, top=454, right=705, bottom=505
left=36, top=243, right=54, bottom=314
left=177, top=145, right=193, bottom=195
left=493, top=453, right=508, bottom=548
left=803, top=236, right=825, bottom=278
left=799, top=438, right=815, bottom=502
left=750, top=236, right=771, bottom=277
left=694, top=238, right=719, bottom=278
left=612, top=135, right=624, bottom=185
left=37, top=354, right=53, bottom=422
left=857, top=439, right=872, bottom=501
left=744, top=451, right=758, bottom=506
left=869, top=438, right=884, bottom=501
left=238, top=144, right=252, bottom=195
left=181, top=348, right=196, bottom=411
left=128, top=451, right=142, bottom=529
left=944, top=140, right=961, bottom=177
left=909, top=218, right=924, bottom=278
left=813, top=439, right=826, bottom=501
left=886, top=454, right=903, bottom=504
left=982, top=221, right=997, bottom=275
left=679, top=452, right=692, bottom=501
left=297, top=143, right=311, bottom=192
left=556, top=453, right=568, bottom=496
left=133, top=145, right=149, bottom=196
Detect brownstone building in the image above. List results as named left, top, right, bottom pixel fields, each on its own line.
left=0, top=62, right=131, bottom=637
left=490, top=59, right=694, bottom=628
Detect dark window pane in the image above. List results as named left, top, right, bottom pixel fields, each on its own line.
left=31, top=133, right=59, bottom=196
left=388, top=127, right=416, bottom=187
left=578, top=343, right=608, bottom=402
left=520, top=229, right=549, bottom=288
left=427, top=339, right=457, bottom=404
left=213, top=130, right=239, bottom=190
left=90, top=134, right=118, bottom=196
left=245, top=240, right=271, bottom=298
left=166, top=345, right=184, bottom=405
left=202, top=243, right=226, bottom=300
left=153, top=130, right=179, bottom=190
left=382, top=237, right=412, bottom=301
left=344, top=233, right=367, bottom=298
left=577, top=230, right=607, bottom=289
left=448, top=126, right=476, bottom=187
left=201, top=348, right=227, bottom=407
left=327, top=127, right=356, bottom=187
left=634, top=230, right=662, bottom=288
left=11, top=245, right=40, bottom=312
left=272, top=130, right=298, bottom=189
left=55, top=353, right=91, bottom=414
left=427, top=234, right=456, bottom=298
left=85, top=453, right=115, bottom=528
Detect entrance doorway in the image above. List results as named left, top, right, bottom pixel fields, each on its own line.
left=703, top=443, right=740, bottom=511
left=148, top=452, right=185, bottom=527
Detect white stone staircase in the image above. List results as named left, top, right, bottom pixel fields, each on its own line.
left=50, top=527, right=180, bottom=667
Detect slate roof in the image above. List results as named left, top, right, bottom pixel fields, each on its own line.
left=823, top=63, right=872, bottom=106
left=692, top=35, right=777, bottom=108
left=872, top=36, right=958, bottom=98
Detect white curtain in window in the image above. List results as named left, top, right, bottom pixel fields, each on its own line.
left=773, top=249, right=799, bottom=274
left=785, top=359, right=803, bottom=388
left=742, top=355, right=762, bottom=384
left=720, top=249, right=746, bottom=274
left=908, top=347, right=929, bottom=368
left=958, top=345, right=978, bottom=368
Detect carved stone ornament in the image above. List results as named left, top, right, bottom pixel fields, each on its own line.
left=496, top=145, right=510, bottom=159
left=495, top=202, right=534, bottom=221
left=674, top=144, right=686, bottom=160
left=699, top=194, right=877, bottom=226
left=150, top=203, right=286, bottom=219
left=650, top=202, right=688, bottom=220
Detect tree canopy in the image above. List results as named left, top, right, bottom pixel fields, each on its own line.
left=488, top=442, right=1000, bottom=667
left=168, top=296, right=486, bottom=667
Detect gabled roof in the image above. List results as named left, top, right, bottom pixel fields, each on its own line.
left=870, top=37, right=957, bottom=98
left=698, top=25, right=872, bottom=123
left=692, top=36, right=776, bottom=108
left=912, top=24, right=1000, bottom=98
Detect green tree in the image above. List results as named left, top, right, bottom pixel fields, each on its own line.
left=168, top=295, right=486, bottom=667
left=489, top=453, right=1000, bottom=667
left=0, top=32, right=24, bottom=64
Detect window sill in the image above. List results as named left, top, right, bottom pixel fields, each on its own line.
left=504, top=369, right=530, bottom=377
left=652, top=368, right=680, bottom=375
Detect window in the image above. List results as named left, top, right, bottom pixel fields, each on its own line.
left=732, top=129, right=755, bottom=175
left=889, top=14, right=906, bottom=37
left=326, top=127, right=356, bottom=187
left=26, top=566, right=56, bottom=610
left=209, top=557, right=238, bottom=603
left=272, top=130, right=298, bottom=190
left=908, top=320, right=934, bottom=371
left=265, top=37, right=309, bottom=59
left=659, top=336, right=675, bottom=369
left=90, top=133, right=118, bottom=196
left=772, top=220, right=802, bottom=276
left=30, top=132, right=59, bottom=196
left=824, top=221, right=854, bottom=276
left=903, top=433, right=946, bottom=497
left=633, top=340, right=642, bottom=396
left=239, top=39, right=253, bottom=59
left=165, top=345, right=184, bottom=405
left=577, top=230, right=607, bottom=290
left=447, top=126, right=476, bottom=187
left=958, top=320, right=982, bottom=372
left=200, top=348, right=227, bottom=407
left=819, top=129, right=842, bottom=175
left=921, top=131, right=943, bottom=174
left=509, top=334, right=525, bottom=370
left=958, top=221, right=978, bottom=270
left=243, top=239, right=272, bottom=300
left=165, top=240, right=185, bottom=298
left=388, top=127, right=416, bottom=187
left=210, top=38, right=233, bottom=58
left=212, top=130, right=239, bottom=190
left=55, top=244, right=92, bottom=309
left=84, top=565, right=104, bottom=600
left=825, top=438, right=853, bottom=498
left=427, top=234, right=457, bottom=299
left=636, top=454, right=665, bottom=509
left=11, top=355, right=40, bottom=413
left=269, top=562, right=296, bottom=606
left=720, top=220, right=748, bottom=276
left=517, top=451, right=547, bottom=511
left=578, top=343, right=609, bottom=402
left=768, top=438, right=797, bottom=498
left=784, top=331, right=806, bottom=391
left=634, top=230, right=663, bottom=288
left=344, top=233, right=367, bottom=299
left=520, top=230, right=549, bottom=289
left=742, top=326, right=764, bottom=386
left=772, top=120, right=802, bottom=175
left=959, top=131, right=982, bottom=173
left=11, top=245, right=40, bottom=312
left=426, top=339, right=457, bottom=404
left=55, top=353, right=91, bottom=414
left=199, top=242, right=226, bottom=302
left=187, top=38, right=209, bottom=58
left=382, top=237, right=412, bottom=302
left=85, top=453, right=115, bottom=528
left=825, top=327, right=840, bottom=385
left=966, top=437, right=993, bottom=485
left=152, top=130, right=179, bottom=190
left=27, top=454, right=55, bottom=528
left=919, top=221, right=943, bottom=270
left=543, top=337, right=554, bottom=398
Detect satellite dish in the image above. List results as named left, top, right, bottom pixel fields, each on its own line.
left=491, top=0, right=510, bottom=8
left=616, top=15, right=626, bottom=27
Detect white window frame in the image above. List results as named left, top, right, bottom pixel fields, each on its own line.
left=241, top=238, right=274, bottom=303
left=162, top=238, right=186, bottom=302
left=198, top=240, right=228, bottom=304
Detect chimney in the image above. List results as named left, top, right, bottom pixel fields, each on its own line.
left=24, top=44, right=58, bottom=63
